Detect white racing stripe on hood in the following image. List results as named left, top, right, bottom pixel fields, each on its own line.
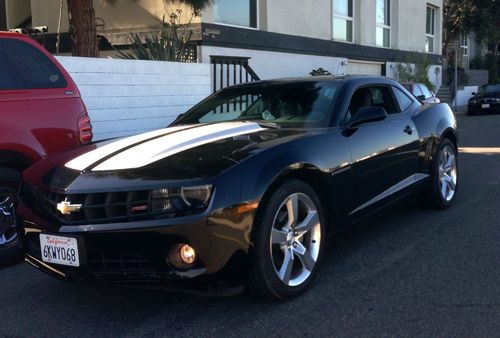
left=65, top=125, right=193, bottom=171
left=92, top=122, right=265, bottom=171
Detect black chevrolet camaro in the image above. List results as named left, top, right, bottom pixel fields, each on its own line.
left=18, top=76, right=458, bottom=299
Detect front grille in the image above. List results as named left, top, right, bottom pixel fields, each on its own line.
left=22, top=183, right=209, bottom=226
left=35, top=188, right=153, bottom=225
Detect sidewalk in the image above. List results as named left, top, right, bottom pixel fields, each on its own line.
left=454, top=105, right=467, bottom=116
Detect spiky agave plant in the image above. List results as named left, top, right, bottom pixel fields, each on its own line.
left=116, top=12, right=195, bottom=62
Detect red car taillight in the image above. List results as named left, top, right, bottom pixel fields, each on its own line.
left=78, top=113, right=93, bottom=144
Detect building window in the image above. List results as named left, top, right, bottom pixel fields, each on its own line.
left=425, top=5, right=436, bottom=53
left=214, top=0, right=257, bottom=28
left=332, top=0, right=353, bottom=42
left=460, top=33, right=468, bottom=56
left=376, top=0, right=390, bottom=47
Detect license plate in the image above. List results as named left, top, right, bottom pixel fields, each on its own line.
left=482, top=104, right=490, bottom=108
left=40, top=234, right=80, bottom=267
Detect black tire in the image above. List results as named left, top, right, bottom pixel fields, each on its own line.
left=0, top=168, right=23, bottom=267
left=248, top=179, right=326, bottom=299
left=418, top=138, right=458, bottom=209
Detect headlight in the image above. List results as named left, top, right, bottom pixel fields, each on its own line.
left=150, top=185, right=213, bottom=215
left=181, top=185, right=212, bottom=206
left=469, top=99, right=477, bottom=104
left=495, top=98, right=500, bottom=103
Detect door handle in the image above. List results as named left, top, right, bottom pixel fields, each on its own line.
left=404, top=125, right=414, bottom=135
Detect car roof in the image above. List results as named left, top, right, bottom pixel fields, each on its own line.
left=0, top=31, right=38, bottom=43
left=0, top=31, right=25, bottom=38
left=229, top=75, right=397, bottom=89
left=400, top=82, right=424, bottom=86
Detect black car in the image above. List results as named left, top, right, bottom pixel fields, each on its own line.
left=467, top=84, right=500, bottom=115
left=18, top=76, right=458, bottom=299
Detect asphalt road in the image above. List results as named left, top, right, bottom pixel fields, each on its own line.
left=2, top=113, right=500, bottom=337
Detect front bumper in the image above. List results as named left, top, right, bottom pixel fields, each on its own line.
left=18, top=200, right=257, bottom=285
left=467, top=102, right=500, bottom=114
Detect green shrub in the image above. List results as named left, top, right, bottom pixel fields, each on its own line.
left=394, top=55, right=435, bottom=91
left=471, top=55, right=500, bottom=83
left=309, top=68, right=332, bottom=76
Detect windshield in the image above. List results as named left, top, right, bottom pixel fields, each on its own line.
left=478, top=84, right=500, bottom=95
left=173, top=82, right=341, bottom=128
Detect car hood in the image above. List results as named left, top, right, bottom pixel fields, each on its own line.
left=472, top=93, right=500, bottom=100
left=24, top=122, right=317, bottom=192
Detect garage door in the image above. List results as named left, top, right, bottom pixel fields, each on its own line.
left=347, top=60, right=383, bottom=75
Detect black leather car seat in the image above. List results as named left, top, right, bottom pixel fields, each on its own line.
left=349, top=88, right=373, bottom=116
left=278, top=100, right=303, bottom=118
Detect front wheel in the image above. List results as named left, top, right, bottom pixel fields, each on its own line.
left=0, top=168, right=22, bottom=266
left=248, top=180, right=325, bottom=299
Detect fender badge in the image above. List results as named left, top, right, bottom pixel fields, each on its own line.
left=57, top=198, right=82, bottom=215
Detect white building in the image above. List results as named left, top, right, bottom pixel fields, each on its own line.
left=1, top=0, right=444, bottom=88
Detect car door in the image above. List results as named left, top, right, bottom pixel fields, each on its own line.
left=343, top=85, right=420, bottom=218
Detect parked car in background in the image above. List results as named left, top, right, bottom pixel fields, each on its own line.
left=467, top=84, right=500, bottom=115
left=0, top=32, right=92, bottom=264
left=18, top=76, right=458, bottom=299
left=401, top=82, right=440, bottom=104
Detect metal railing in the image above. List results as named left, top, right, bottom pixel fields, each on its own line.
left=210, top=55, right=260, bottom=93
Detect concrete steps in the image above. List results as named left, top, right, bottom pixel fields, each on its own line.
left=437, top=85, right=453, bottom=104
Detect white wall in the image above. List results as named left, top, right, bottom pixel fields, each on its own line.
left=266, top=0, right=332, bottom=40
left=202, top=0, right=443, bottom=55
left=5, top=0, right=30, bottom=29
left=200, top=46, right=347, bottom=80
left=56, top=57, right=211, bottom=140
left=455, top=86, right=478, bottom=107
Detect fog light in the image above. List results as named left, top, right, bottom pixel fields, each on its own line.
left=180, top=244, right=196, bottom=264
left=168, top=243, right=196, bottom=270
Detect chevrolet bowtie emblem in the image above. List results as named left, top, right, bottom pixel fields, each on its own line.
left=56, top=198, right=82, bottom=215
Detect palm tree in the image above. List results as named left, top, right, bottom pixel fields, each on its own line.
left=66, top=0, right=212, bottom=57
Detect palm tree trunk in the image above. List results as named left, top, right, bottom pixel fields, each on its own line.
left=67, top=0, right=99, bottom=57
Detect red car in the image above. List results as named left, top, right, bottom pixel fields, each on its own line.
left=0, top=32, right=92, bottom=264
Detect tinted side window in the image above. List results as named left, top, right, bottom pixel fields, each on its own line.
left=348, top=86, right=398, bottom=117
left=392, top=87, right=413, bottom=111
left=419, top=84, right=432, bottom=98
left=0, top=39, right=67, bottom=90
left=369, top=86, right=399, bottom=114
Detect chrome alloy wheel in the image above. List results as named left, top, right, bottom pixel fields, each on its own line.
left=0, top=190, right=17, bottom=246
left=270, top=193, right=321, bottom=287
left=438, top=145, right=458, bottom=202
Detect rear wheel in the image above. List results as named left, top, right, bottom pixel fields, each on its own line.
left=0, top=168, right=22, bottom=266
left=418, top=139, right=458, bottom=209
left=248, top=180, right=325, bottom=299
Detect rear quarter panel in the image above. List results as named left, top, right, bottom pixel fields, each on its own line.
left=412, top=103, right=457, bottom=174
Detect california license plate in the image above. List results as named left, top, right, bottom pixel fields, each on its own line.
left=40, top=234, right=80, bottom=267
left=482, top=104, right=490, bottom=108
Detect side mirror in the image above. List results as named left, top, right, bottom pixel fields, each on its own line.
left=346, top=106, right=388, bottom=129
left=416, top=95, right=426, bottom=101
left=471, top=92, right=476, bottom=96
